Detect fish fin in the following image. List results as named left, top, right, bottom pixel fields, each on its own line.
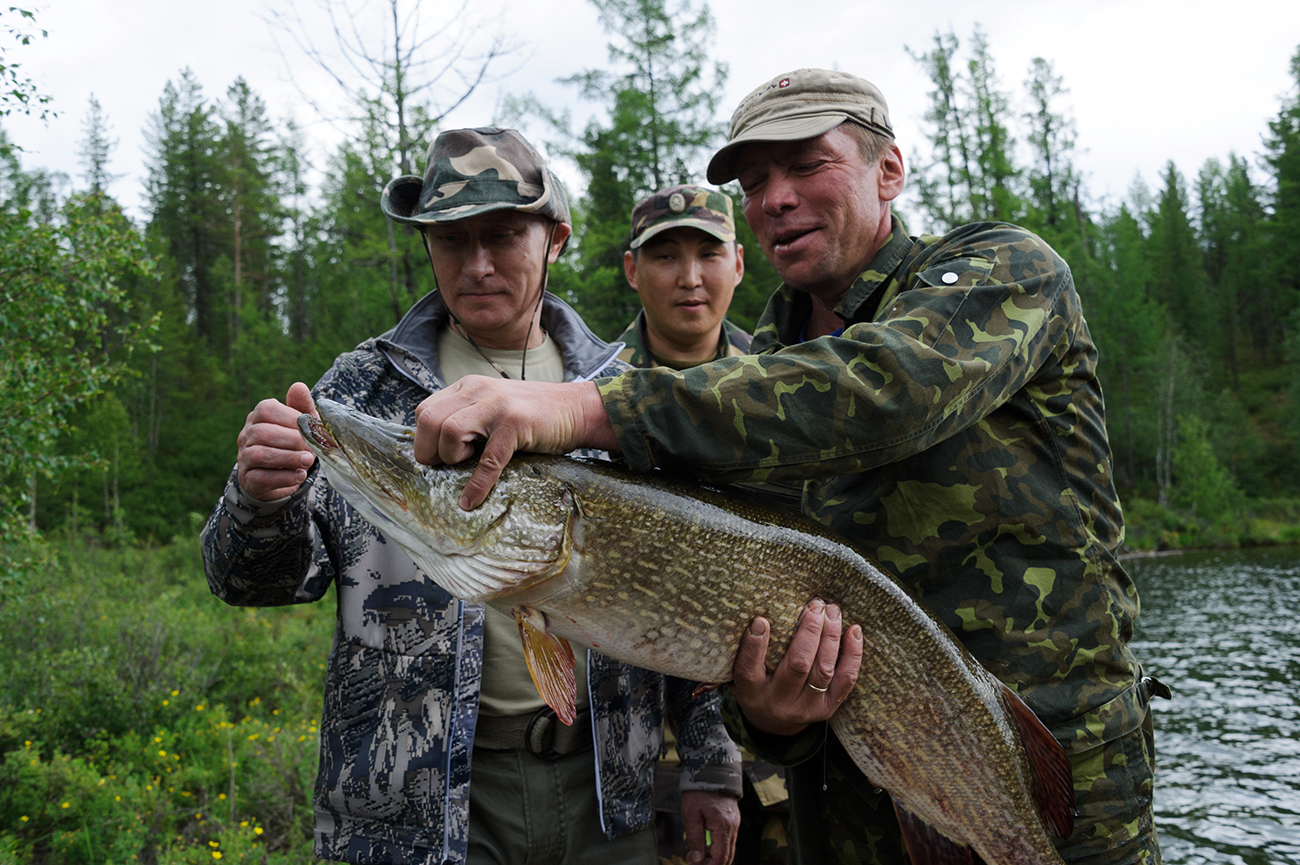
left=516, top=609, right=578, bottom=726
left=997, top=680, right=1075, bottom=839
left=892, top=803, right=974, bottom=865
left=690, top=682, right=726, bottom=699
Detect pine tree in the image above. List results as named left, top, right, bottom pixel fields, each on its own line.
left=531, top=0, right=730, bottom=338
left=1264, top=46, right=1300, bottom=347
left=1023, top=58, right=1078, bottom=233
left=78, top=94, right=121, bottom=199
left=144, top=69, right=224, bottom=343
left=907, top=27, right=1022, bottom=229
left=1148, top=162, right=1213, bottom=350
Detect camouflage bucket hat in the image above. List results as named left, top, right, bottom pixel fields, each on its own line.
left=380, top=127, right=570, bottom=226
left=706, top=69, right=894, bottom=185
left=629, top=184, right=736, bottom=249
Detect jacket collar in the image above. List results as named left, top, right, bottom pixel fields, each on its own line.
left=375, top=290, right=623, bottom=392
left=833, top=214, right=912, bottom=323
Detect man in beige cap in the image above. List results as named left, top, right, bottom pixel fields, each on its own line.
left=407, top=74, right=1165, bottom=865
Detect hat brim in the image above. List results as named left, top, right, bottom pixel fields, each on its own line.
left=706, top=112, right=848, bottom=185
left=380, top=174, right=570, bottom=226
left=631, top=219, right=736, bottom=249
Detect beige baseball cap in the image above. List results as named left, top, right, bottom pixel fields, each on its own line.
left=706, top=68, right=894, bottom=185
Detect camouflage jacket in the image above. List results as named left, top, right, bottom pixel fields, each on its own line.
left=614, top=310, right=753, bottom=369
left=201, top=291, right=741, bottom=865
left=599, top=218, right=1149, bottom=838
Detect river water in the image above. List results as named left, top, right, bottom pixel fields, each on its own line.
left=1127, top=545, right=1300, bottom=864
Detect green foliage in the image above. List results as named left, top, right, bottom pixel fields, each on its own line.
left=0, top=188, right=160, bottom=592
left=0, top=8, right=53, bottom=126
left=520, top=0, right=730, bottom=338
left=4, top=19, right=1300, bottom=555
left=0, top=537, right=330, bottom=864
left=906, top=27, right=1021, bottom=230
left=1172, top=414, right=1243, bottom=526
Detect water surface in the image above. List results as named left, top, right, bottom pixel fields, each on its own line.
left=1128, top=545, right=1300, bottom=864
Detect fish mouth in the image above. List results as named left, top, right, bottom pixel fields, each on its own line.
left=299, top=414, right=340, bottom=451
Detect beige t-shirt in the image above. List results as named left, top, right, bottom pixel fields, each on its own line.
left=435, top=325, right=588, bottom=717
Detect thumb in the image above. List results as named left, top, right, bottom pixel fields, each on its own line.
left=286, top=382, right=319, bottom=418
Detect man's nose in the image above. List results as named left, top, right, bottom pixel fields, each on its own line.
left=463, top=242, right=494, bottom=279
left=762, top=171, right=798, bottom=215
left=678, top=257, right=703, bottom=287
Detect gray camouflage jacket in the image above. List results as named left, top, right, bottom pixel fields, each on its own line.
left=201, top=291, right=742, bottom=865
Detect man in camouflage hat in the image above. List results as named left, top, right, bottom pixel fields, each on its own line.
left=615, top=185, right=794, bottom=864
left=201, top=127, right=742, bottom=865
left=616, top=184, right=752, bottom=369
left=407, top=71, right=1169, bottom=865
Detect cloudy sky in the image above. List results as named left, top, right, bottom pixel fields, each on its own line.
left=6, top=0, right=1299, bottom=223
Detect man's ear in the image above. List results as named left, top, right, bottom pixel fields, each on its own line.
left=878, top=144, right=906, bottom=203
left=623, top=249, right=639, bottom=291
left=733, top=243, right=745, bottom=286
left=547, top=222, right=573, bottom=262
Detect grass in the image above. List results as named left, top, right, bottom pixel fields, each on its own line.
left=0, top=536, right=333, bottom=864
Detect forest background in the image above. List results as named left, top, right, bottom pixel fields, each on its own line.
left=2, top=0, right=1300, bottom=860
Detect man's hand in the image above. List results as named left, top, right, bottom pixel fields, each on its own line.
left=729, top=599, right=863, bottom=737
left=680, top=789, right=740, bottom=865
left=236, top=382, right=319, bottom=501
left=413, top=376, right=618, bottom=509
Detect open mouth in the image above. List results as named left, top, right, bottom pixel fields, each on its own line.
left=772, top=226, right=816, bottom=253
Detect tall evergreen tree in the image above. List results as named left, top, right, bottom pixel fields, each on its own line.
left=1022, top=58, right=1078, bottom=233
left=78, top=94, right=120, bottom=199
left=1092, top=199, right=1167, bottom=494
left=966, top=28, right=1018, bottom=222
left=907, top=27, right=1021, bottom=229
left=1148, top=162, right=1214, bottom=352
left=907, top=29, right=976, bottom=230
left=144, top=69, right=224, bottom=343
left=1263, top=46, right=1300, bottom=342
left=534, top=0, right=732, bottom=338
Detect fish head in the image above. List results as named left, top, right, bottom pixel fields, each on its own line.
left=299, top=399, right=576, bottom=603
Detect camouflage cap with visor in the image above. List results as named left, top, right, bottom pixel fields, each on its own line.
left=380, top=126, right=570, bottom=227
left=629, top=184, right=735, bottom=250
left=706, top=69, right=894, bottom=185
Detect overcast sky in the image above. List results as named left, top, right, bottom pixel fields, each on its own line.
left=5, top=0, right=1299, bottom=225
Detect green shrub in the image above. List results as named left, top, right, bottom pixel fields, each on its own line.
left=0, top=538, right=330, bottom=863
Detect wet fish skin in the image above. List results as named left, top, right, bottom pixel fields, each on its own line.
left=299, top=399, right=1073, bottom=865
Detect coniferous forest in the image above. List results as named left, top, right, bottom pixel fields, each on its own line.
left=2, top=1, right=1300, bottom=858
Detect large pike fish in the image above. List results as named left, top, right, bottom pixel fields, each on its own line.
left=299, top=399, right=1074, bottom=865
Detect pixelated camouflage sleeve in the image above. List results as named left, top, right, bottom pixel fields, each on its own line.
left=666, top=677, right=742, bottom=795
left=599, top=225, right=1075, bottom=483
left=201, top=465, right=335, bottom=607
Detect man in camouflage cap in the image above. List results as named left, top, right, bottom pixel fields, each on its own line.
left=408, top=71, right=1169, bottom=865
left=202, top=127, right=742, bottom=865
left=617, top=185, right=797, bottom=864
left=616, top=184, right=751, bottom=369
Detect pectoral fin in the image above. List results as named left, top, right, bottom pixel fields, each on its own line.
left=998, top=680, right=1075, bottom=839
left=515, top=606, right=578, bottom=725
left=892, top=803, right=973, bottom=865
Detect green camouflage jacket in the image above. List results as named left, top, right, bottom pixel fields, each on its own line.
left=201, top=291, right=740, bottom=865
left=599, top=218, right=1149, bottom=856
left=614, top=310, right=753, bottom=369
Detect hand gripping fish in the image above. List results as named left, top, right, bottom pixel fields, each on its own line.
left=299, top=399, right=1075, bottom=865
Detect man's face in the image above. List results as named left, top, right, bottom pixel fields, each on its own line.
left=424, top=212, right=570, bottom=349
left=735, top=126, right=902, bottom=305
left=623, top=227, right=744, bottom=351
